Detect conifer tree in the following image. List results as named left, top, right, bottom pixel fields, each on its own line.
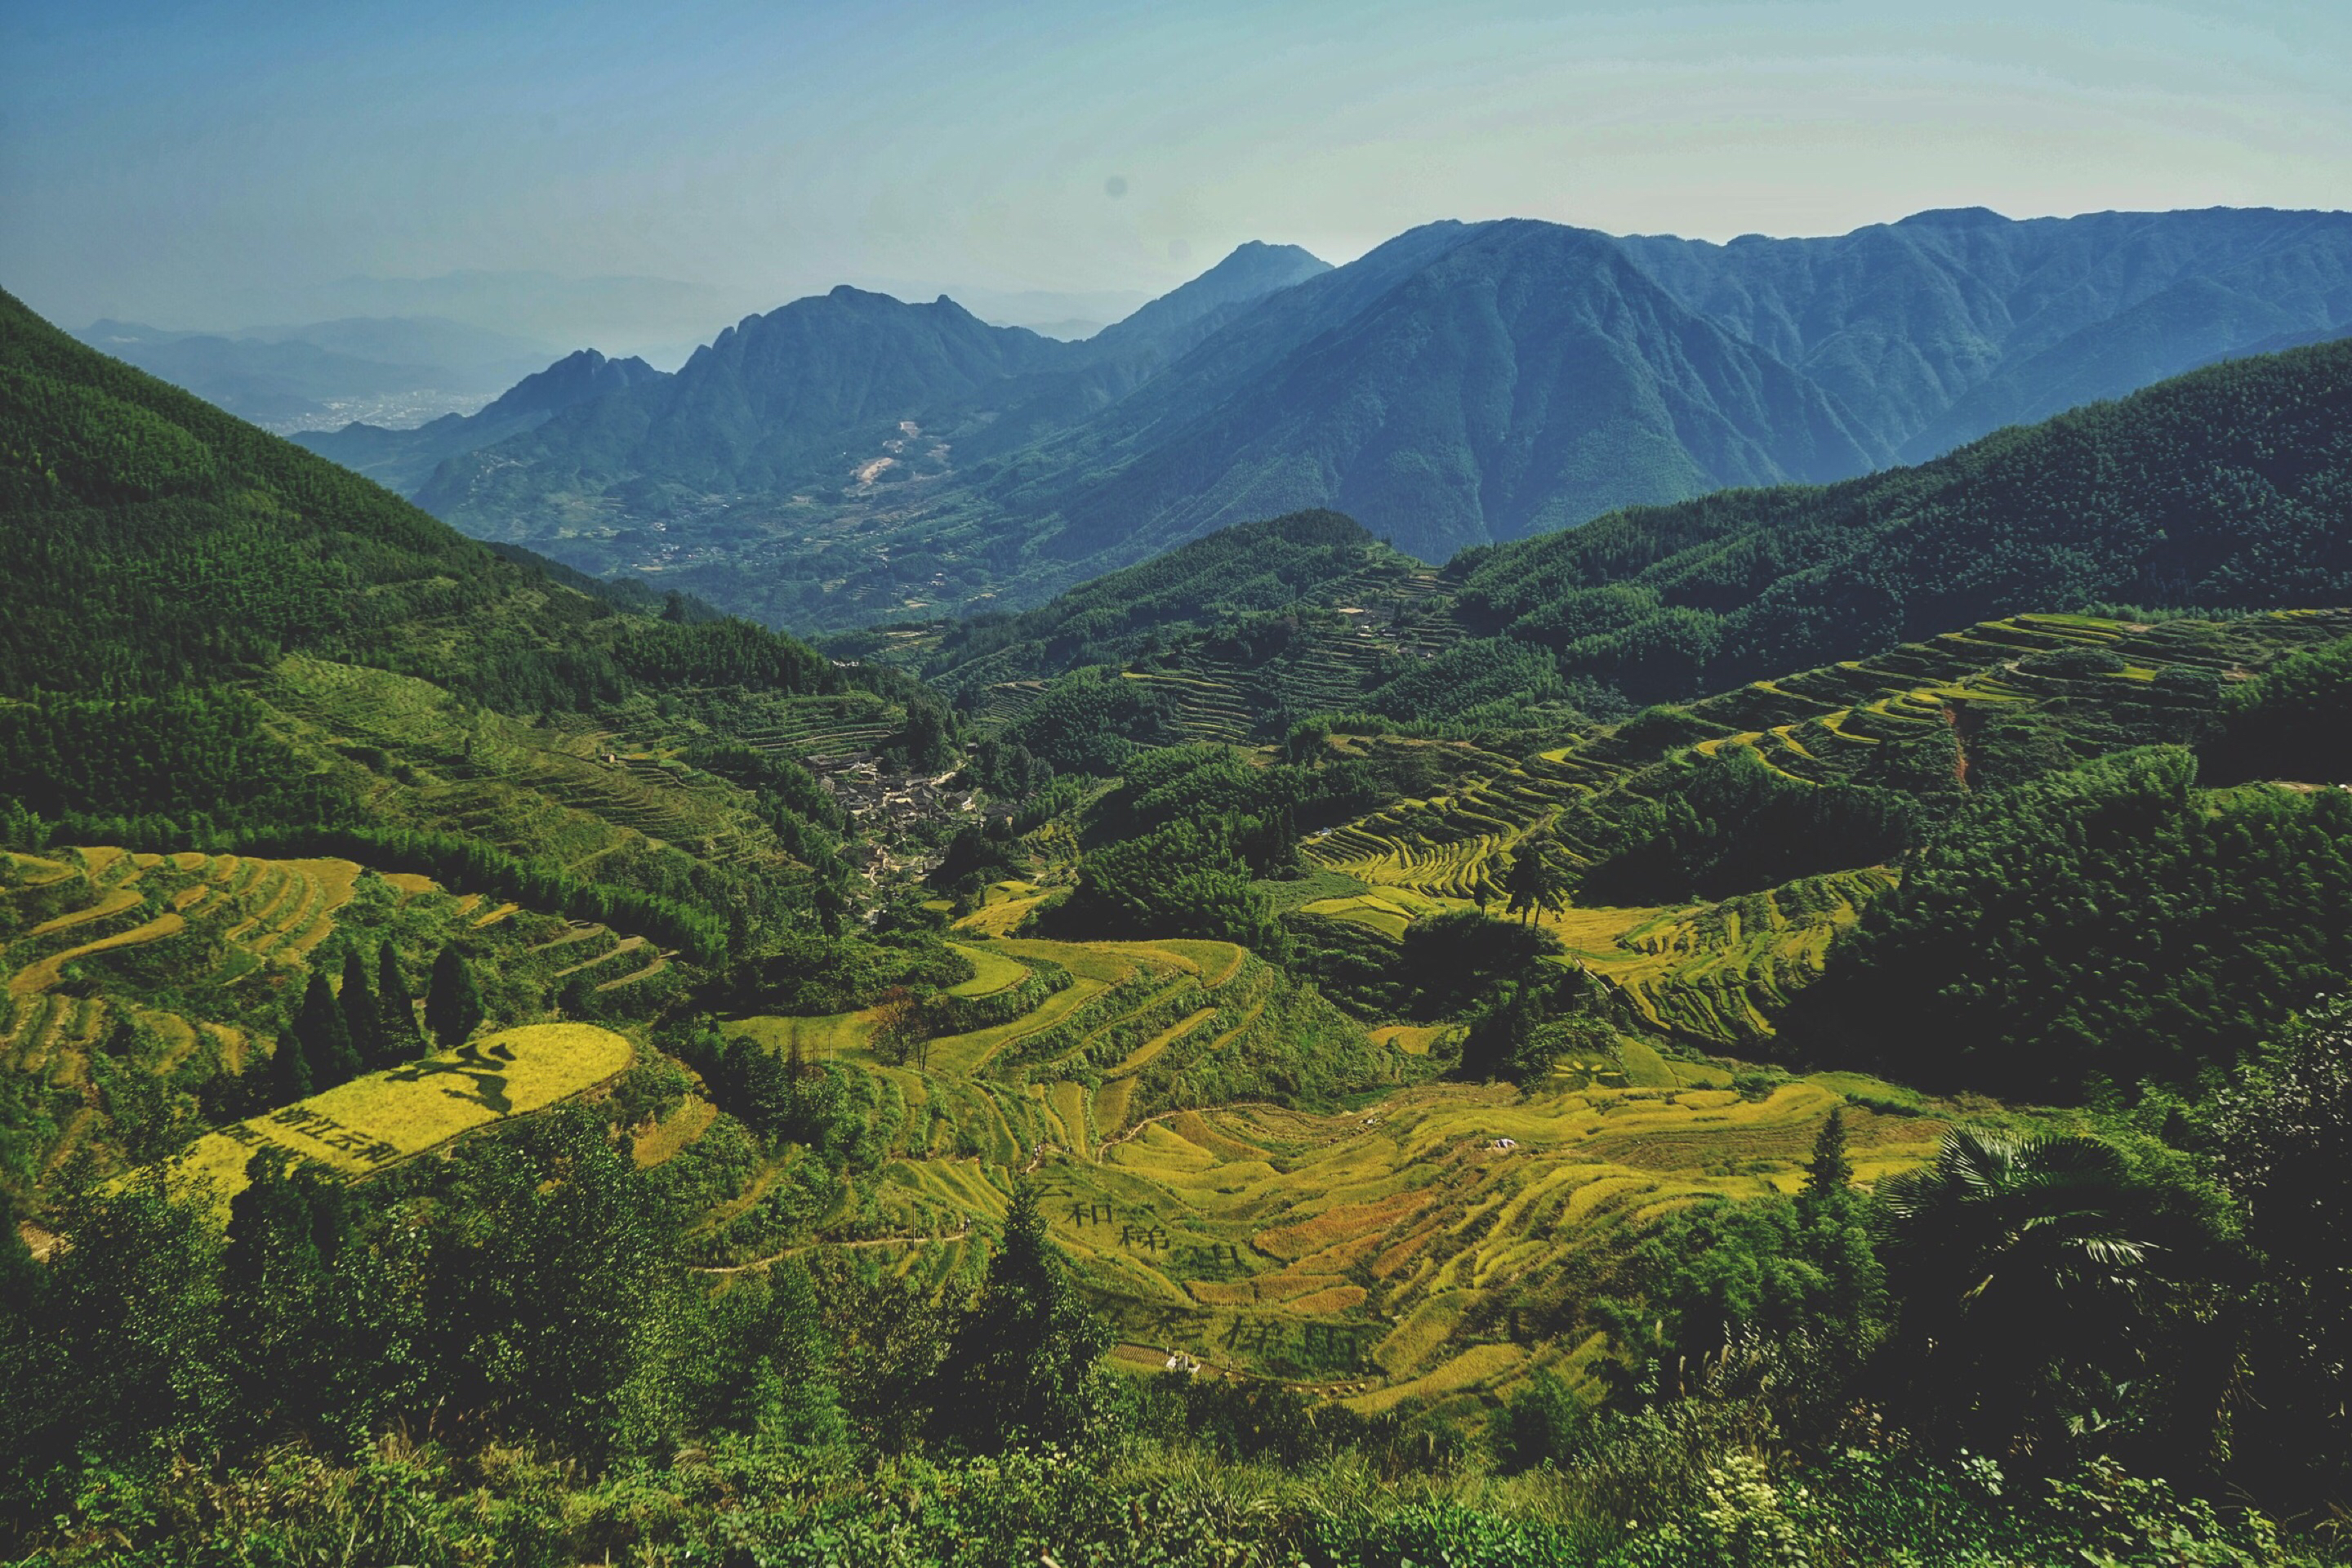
left=764, top=1258, right=844, bottom=1445
left=293, top=972, right=360, bottom=1089
left=376, top=940, right=424, bottom=1059
left=425, top=946, right=484, bottom=1050
left=929, top=1180, right=1110, bottom=1452
left=740, top=1043, right=795, bottom=1133
left=1799, top=1106, right=1855, bottom=1219
left=338, top=948, right=384, bottom=1070
left=0, top=1187, right=44, bottom=1317
left=223, top=1148, right=354, bottom=1436
left=270, top=1026, right=312, bottom=1104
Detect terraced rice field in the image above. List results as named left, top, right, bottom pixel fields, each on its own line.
left=1297, top=867, right=1892, bottom=1047
left=166, top=1023, right=633, bottom=1207
left=974, top=564, right=1473, bottom=745
left=2, top=844, right=667, bottom=1196
left=1290, top=612, right=2352, bottom=1044
left=713, top=933, right=1962, bottom=1409
left=256, top=655, right=823, bottom=880
left=1057, top=1074, right=1950, bottom=1410
left=801, top=1017, right=1941, bottom=1400
left=946, top=941, right=1030, bottom=996
left=1312, top=610, right=2352, bottom=904
left=719, top=691, right=904, bottom=763
left=2, top=848, right=366, bottom=1009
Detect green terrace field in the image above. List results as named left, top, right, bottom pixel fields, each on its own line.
left=951, top=559, right=1477, bottom=746
left=679, top=930, right=1968, bottom=1408
left=1285, top=611, right=2352, bottom=1044
left=1313, top=610, right=2352, bottom=900
left=682, top=688, right=908, bottom=765
left=1294, top=871, right=1896, bottom=1045
left=255, top=655, right=841, bottom=883
left=0, top=844, right=670, bottom=1201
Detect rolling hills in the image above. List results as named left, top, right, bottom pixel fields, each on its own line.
left=1281, top=608, right=2351, bottom=1049
left=12, top=242, right=2352, bottom=1562
left=904, top=336, right=2352, bottom=739
left=696, top=929, right=1960, bottom=1406
left=0, top=284, right=959, bottom=969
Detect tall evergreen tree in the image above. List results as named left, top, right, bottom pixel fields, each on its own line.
left=1798, top=1107, right=1855, bottom=1220
left=692, top=1259, right=844, bottom=1444
left=376, top=940, right=424, bottom=1059
left=293, top=973, right=360, bottom=1089
left=929, top=1181, right=1110, bottom=1452
left=425, top=947, right=485, bottom=1050
left=764, top=1257, right=844, bottom=1446
left=338, top=948, right=384, bottom=1071
left=0, top=1187, right=42, bottom=1321
left=270, top=1026, right=312, bottom=1105
left=222, top=1149, right=346, bottom=1438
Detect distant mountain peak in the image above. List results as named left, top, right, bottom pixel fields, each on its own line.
left=1089, top=239, right=1333, bottom=355
left=1895, top=205, right=2012, bottom=226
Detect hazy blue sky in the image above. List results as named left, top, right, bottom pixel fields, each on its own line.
left=4, top=0, right=2348, bottom=354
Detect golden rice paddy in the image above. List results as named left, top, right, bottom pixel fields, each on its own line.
left=166, top=1023, right=633, bottom=1207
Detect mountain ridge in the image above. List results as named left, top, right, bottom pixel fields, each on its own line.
left=899, top=336, right=2352, bottom=739
left=293, top=347, right=667, bottom=494
left=269, top=207, right=2352, bottom=632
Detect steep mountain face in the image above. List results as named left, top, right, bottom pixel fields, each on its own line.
left=415, top=289, right=1086, bottom=537
left=628, top=288, right=1079, bottom=488
left=918, top=340, right=2352, bottom=746
left=1036, top=224, right=1494, bottom=465
left=1455, top=336, right=2352, bottom=699
left=1616, top=206, right=2352, bottom=460
left=332, top=207, right=2352, bottom=633
left=938, top=243, right=1339, bottom=465
left=1040, top=222, right=1882, bottom=564
left=294, top=348, right=668, bottom=494
left=1082, top=242, right=1332, bottom=360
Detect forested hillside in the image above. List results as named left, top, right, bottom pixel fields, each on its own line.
left=7, top=283, right=2352, bottom=1566
left=891, top=336, right=2352, bottom=771
left=863, top=509, right=1415, bottom=685
left=0, top=285, right=967, bottom=958
left=1454, top=336, right=2352, bottom=699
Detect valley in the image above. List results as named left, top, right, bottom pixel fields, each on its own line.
left=5, top=242, right=2352, bottom=1565
left=23, top=4, right=2352, bottom=1558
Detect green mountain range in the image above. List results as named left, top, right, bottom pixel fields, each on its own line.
left=0, top=285, right=951, bottom=958
left=293, top=346, right=669, bottom=495
left=317, top=207, right=2352, bottom=631
left=896, top=336, right=2352, bottom=737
